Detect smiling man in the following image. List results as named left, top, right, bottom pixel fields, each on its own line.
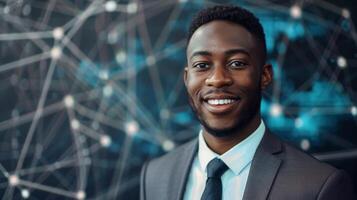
left=140, top=5, right=356, bottom=200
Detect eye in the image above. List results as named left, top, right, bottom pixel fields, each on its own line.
left=228, top=60, right=247, bottom=69
left=193, top=62, right=210, bottom=69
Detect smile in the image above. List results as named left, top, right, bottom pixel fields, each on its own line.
left=203, top=97, right=239, bottom=114
left=207, top=99, right=236, bottom=105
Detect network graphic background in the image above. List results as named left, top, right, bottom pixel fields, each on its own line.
left=0, top=0, right=356, bottom=199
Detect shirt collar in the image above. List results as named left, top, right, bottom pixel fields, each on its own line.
left=198, top=120, right=265, bottom=176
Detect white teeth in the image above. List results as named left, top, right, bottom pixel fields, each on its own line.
left=207, top=99, right=236, bottom=105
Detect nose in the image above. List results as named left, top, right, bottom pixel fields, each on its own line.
left=205, top=66, right=233, bottom=88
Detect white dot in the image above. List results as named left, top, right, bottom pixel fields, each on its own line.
left=53, top=27, right=64, bottom=40
left=337, top=56, right=347, bottom=68
left=127, top=2, right=138, bottom=14
left=21, top=189, right=30, bottom=199
left=71, top=119, right=80, bottom=130
left=3, top=6, right=10, bottom=14
left=22, top=4, right=31, bottom=16
left=76, top=190, right=85, bottom=200
left=300, top=139, right=310, bottom=151
left=160, top=109, right=170, bottom=119
left=105, top=1, right=117, bottom=12
left=290, top=5, right=302, bottom=19
left=351, top=106, right=357, bottom=116
left=115, top=51, right=126, bottom=63
left=107, top=30, right=118, bottom=44
left=9, top=175, right=19, bottom=186
left=342, top=9, right=350, bottom=18
left=270, top=103, right=282, bottom=117
left=295, top=118, right=303, bottom=128
left=99, top=70, right=109, bottom=80
left=103, top=85, right=113, bottom=97
left=125, top=121, right=139, bottom=136
left=50, top=46, right=62, bottom=60
left=162, top=140, right=175, bottom=152
left=100, top=135, right=111, bottom=147
left=63, top=95, right=74, bottom=108
left=146, top=55, right=156, bottom=66
left=91, top=122, right=99, bottom=130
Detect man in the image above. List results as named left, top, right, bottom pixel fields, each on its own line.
left=140, top=5, right=356, bottom=200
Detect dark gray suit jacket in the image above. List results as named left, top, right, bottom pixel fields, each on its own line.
left=140, top=132, right=356, bottom=200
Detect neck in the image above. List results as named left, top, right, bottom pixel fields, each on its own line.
left=202, top=113, right=261, bottom=155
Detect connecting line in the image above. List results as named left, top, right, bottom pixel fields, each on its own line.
left=65, top=108, right=87, bottom=194
left=0, top=52, right=51, bottom=73
left=0, top=163, right=9, bottom=178
left=60, top=0, right=103, bottom=48
left=0, top=31, right=53, bottom=41
left=13, top=158, right=78, bottom=176
left=18, top=179, right=79, bottom=199
left=313, top=149, right=357, bottom=161
left=0, top=101, right=64, bottom=132
left=14, top=58, right=58, bottom=173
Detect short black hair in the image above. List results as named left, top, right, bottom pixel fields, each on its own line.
left=187, top=5, right=267, bottom=62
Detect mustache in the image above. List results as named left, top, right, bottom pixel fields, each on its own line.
left=201, top=88, right=237, bottom=96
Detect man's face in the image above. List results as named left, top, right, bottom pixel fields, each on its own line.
left=184, top=20, right=272, bottom=137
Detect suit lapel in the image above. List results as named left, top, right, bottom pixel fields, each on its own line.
left=170, top=139, right=198, bottom=200
left=242, top=132, right=283, bottom=200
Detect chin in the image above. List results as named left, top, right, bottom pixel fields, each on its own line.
left=201, top=121, right=241, bottom=138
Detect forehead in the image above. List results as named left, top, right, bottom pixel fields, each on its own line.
left=187, top=20, right=258, bottom=57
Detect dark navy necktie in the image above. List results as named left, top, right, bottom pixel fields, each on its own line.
left=201, top=158, right=229, bottom=200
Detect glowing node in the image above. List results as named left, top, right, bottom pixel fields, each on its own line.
left=82, top=149, right=89, bottom=156
left=21, top=189, right=30, bottom=199
left=351, top=106, right=357, bottom=116
left=295, top=118, right=303, bottom=128
left=162, top=140, right=175, bottom=152
left=53, top=27, right=64, bottom=40
left=337, top=56, right=347, bottom=69
left=270, top=103, right=282, bottom=117
left=71, top=119, right=80, bottom=130
left=105, top=1, right=117, bottom=12
left=300, top=139, right=310, bottom=151
left=146, top=55, right=156, bottom=66
left=107, top=30, right=118, bottom=44
left=76, top=190, right=86, bottom=200
left=125, top=121, right=139, bottom=136
left=63, top=95, right=74, bottom=108
left=290, top=5, right=302, bottom=19
left=22, top=4, right=31, bottom=16
left=50, top=46, right=62, bottom=60
left=99, top=70, right=109, bottom=80
left=179, top=0, right=188, bottom=3
left=115, top=51, right=126, bottom=63
left=160, top=109, right=170, bottom=119
left=342, top=9, right=350, bottom=18
left=103, top=85, right=113, bottom=97
left=100, top=135, right=112, bottom=147
left=91, top=122, right=99, bottom=130
left=3, top=6, right=10, bottom=14
left=127, top=2, right=138, bottom=14
left=9, top=175, right=19, bottom=186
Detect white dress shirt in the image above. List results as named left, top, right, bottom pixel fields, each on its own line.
left=183, top=121, right=265, bottom=200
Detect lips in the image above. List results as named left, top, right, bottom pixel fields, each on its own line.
left=202, top=94, right=240, bottom=114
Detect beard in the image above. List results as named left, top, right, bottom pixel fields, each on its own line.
left=188, top=90, right=262, bottom=138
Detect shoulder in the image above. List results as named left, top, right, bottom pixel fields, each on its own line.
left=146, top=139, right=198, bottom=170
left=269, top=135, right=356, bottom=199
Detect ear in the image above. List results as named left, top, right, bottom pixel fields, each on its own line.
left=261, top=64, right=273, bottom=89
left=183, top=66, right=188, bottom=87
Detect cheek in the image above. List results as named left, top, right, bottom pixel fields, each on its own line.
left=186, top=74, right=205, bottom=97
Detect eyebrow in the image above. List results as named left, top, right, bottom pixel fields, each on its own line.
left=189, top=48, right=250, bottom=60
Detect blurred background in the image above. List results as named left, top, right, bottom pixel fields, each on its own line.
left=0, top=0, right=356, bottom=199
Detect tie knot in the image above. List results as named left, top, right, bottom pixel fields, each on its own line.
left=206, top=158, right=228, bottom=178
